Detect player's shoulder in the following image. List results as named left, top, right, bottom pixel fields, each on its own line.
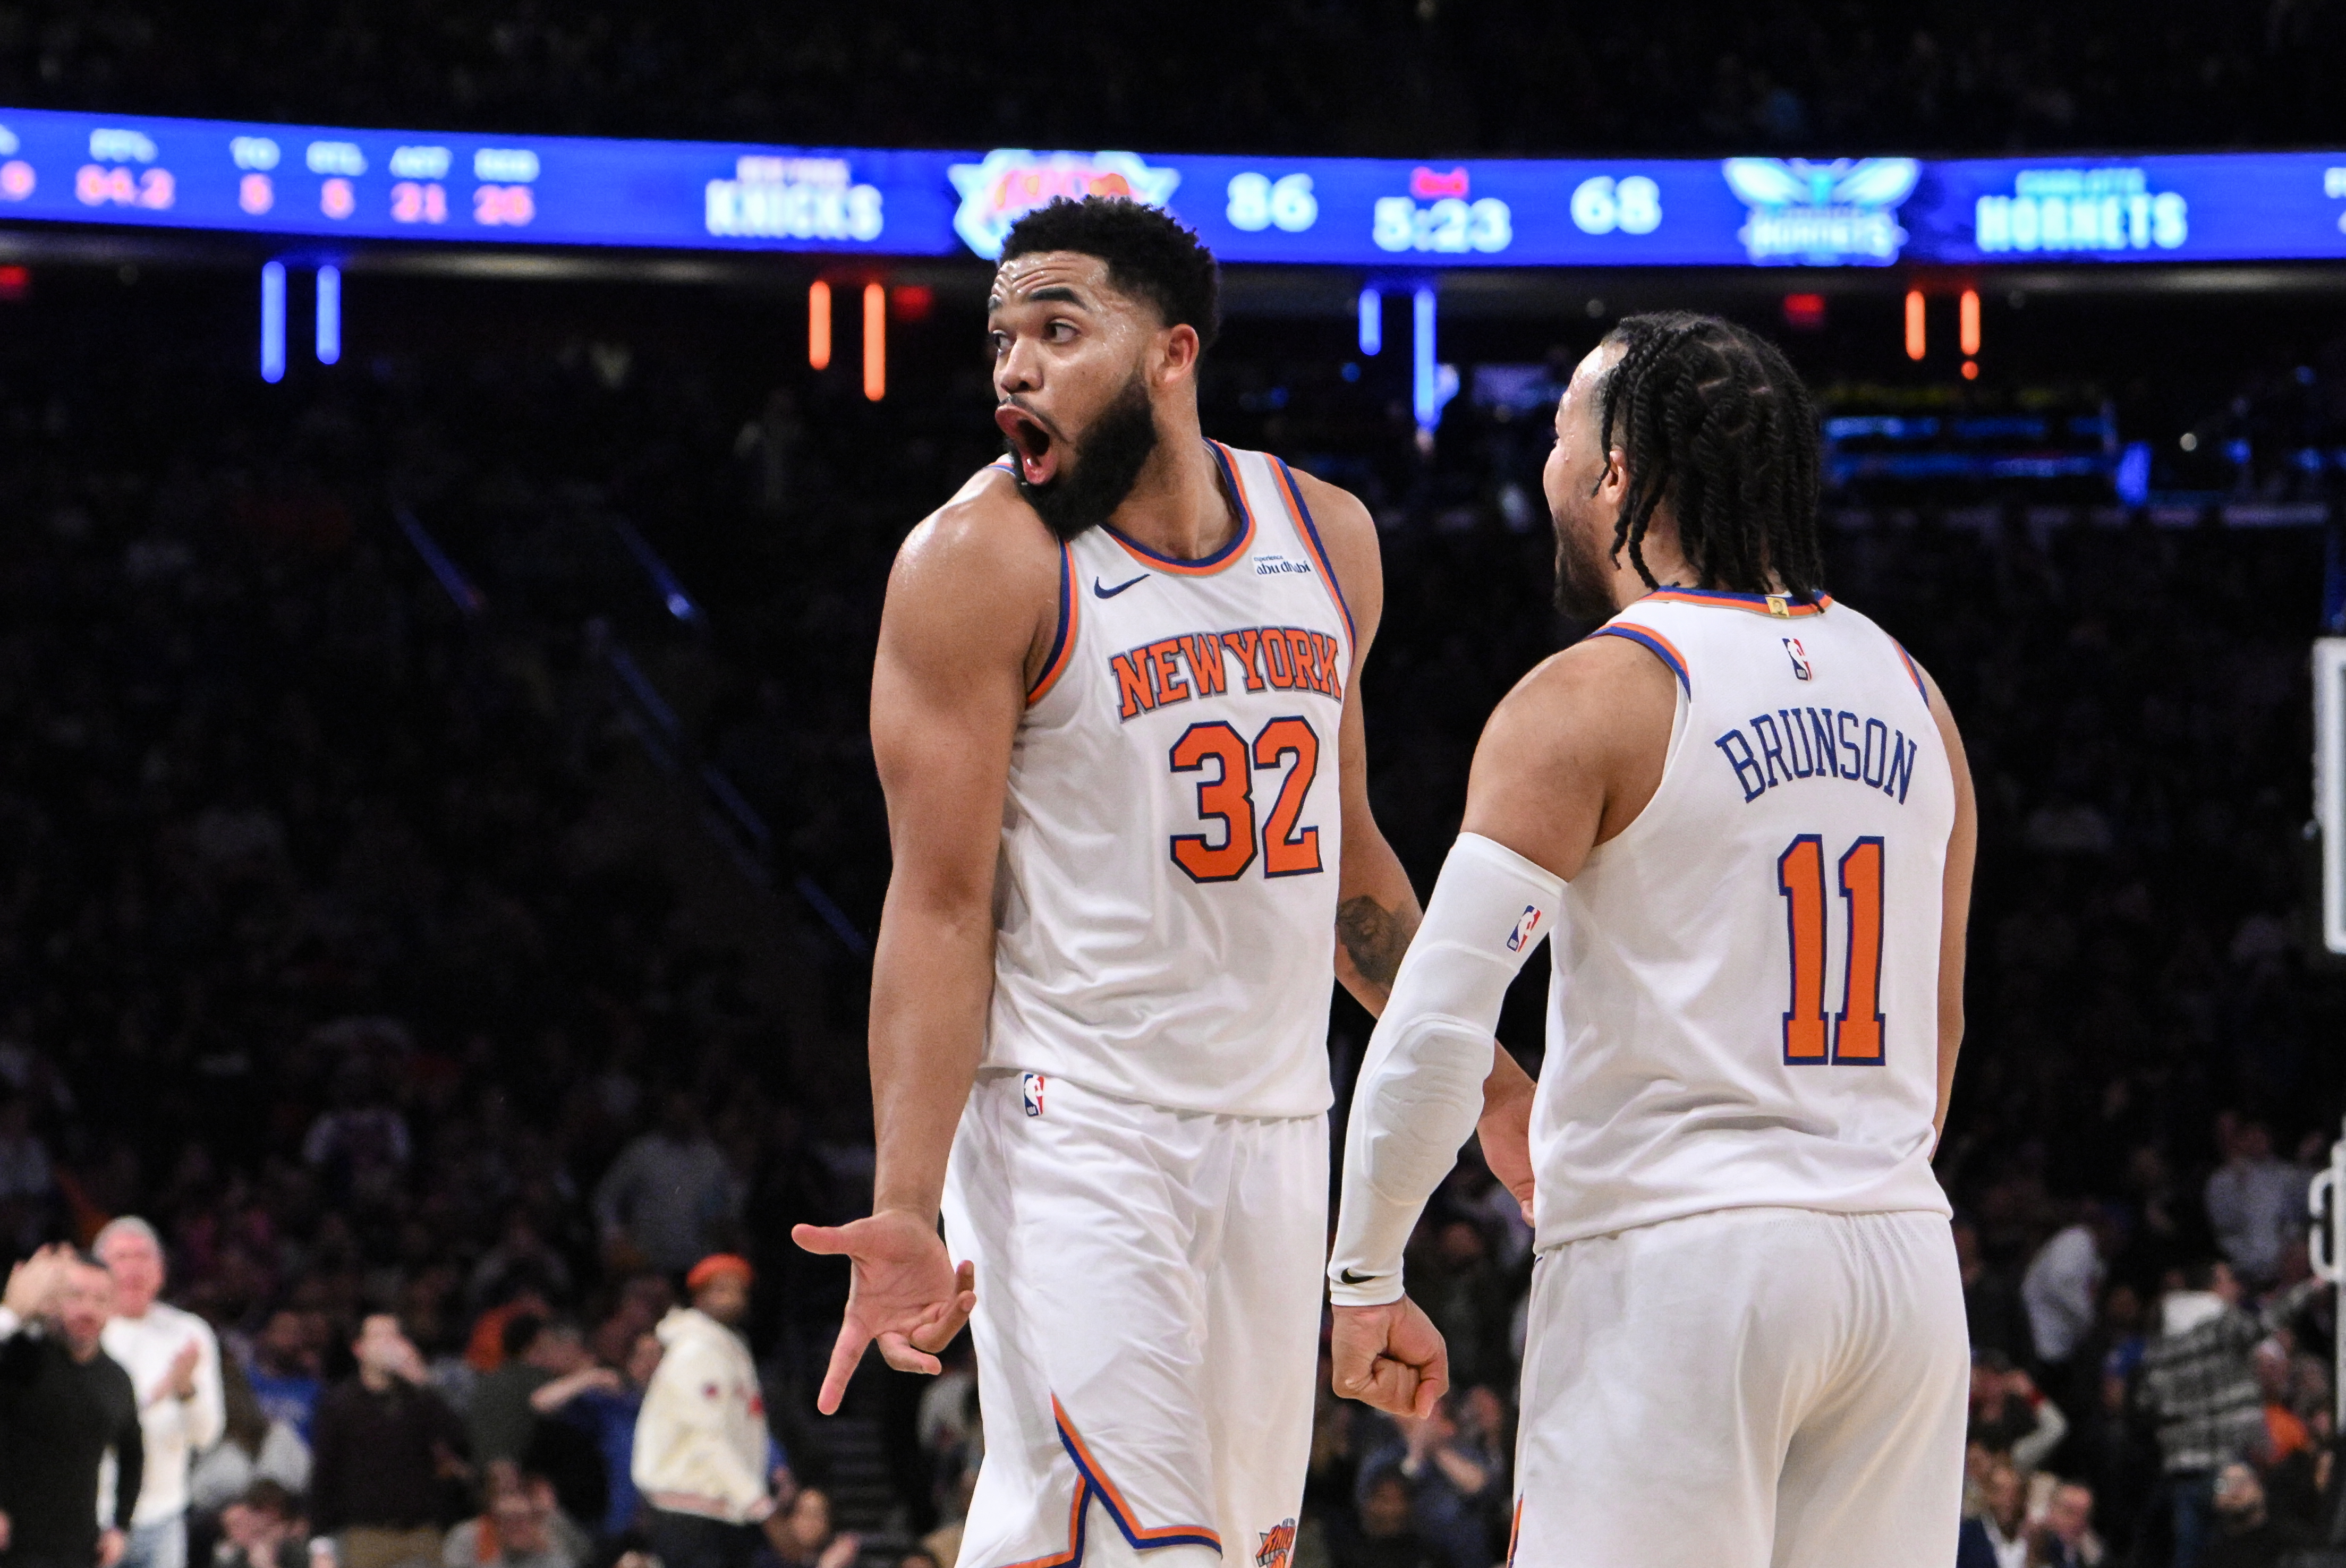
left=1493, top=629, right=1677, bottom=740
left=891, top=464, right=1062, bottom=602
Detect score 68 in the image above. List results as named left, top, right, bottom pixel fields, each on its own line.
left=1570, top=175, right=1662, bottom=236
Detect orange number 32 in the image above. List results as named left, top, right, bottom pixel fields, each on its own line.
left=1168, top=715, right=1324, bottom=884
left=1775, top=834, right=1885, bottom=1065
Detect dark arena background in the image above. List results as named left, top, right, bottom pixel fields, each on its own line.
left=1, top=5, right=2345, bottom=1568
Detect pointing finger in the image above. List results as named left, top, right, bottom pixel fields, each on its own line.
left=815, top=1318, right=872, bottom=1415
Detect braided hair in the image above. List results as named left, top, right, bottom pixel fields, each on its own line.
left=1593, top=312, right=1825, bottom=602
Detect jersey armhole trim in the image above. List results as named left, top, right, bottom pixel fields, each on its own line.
left=1592, top=621, right=1690, bottom=693
left=1892, top=640, right=1930, bottom=706
left=1271, top=455, right=1359, bottom=650
left=1026, top=543, right=1077, bottom=706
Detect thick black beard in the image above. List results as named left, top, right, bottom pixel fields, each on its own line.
left=1008, top=374, right=1160, bottom=542
left=1552, top=509, right=1621, bottom=621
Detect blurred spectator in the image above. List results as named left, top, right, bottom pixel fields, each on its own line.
left=2202, top=1460, right=2316, bottom=1568
left=1408, top=1221, right=1509, bottom=1392
left=1967, top=1354, right=2069, bottom=1477
left=210, top=1481, right=307, bottom=1568
left=1957, top=1218, right=2033, bottom=1366
left=97, top=1216, right=226, bottom=1568
left=302, top=1064, right=414, bottom=1207
left=2138, top=1263, right=2328, bottom=1568
left=2022, top=1208, right=2113, bottom=1378
left=470, top=1316, right=592, bottom=1471
left=2204, top=1116, right=2307, bottom=1290
left=0, top=1091, right=53, bottom=1255
left=0, top=1245, right=144, bottom=1568
left=2036, top=1478, right=2103, bottom=1567
left=310, top=1314, right=471, bottom=1568
left=1362, top=1392, right=1506, bottom=1568
left=242, top=1311, right=323, bottom=1442
left=1346, top=1472, right=1440, bottom=1568
left=634, top=1256, right=787, bottom=1568
left=593, top=1095, right=736, bottom=1276
left=439, top=1469, right=589, bottom=1568
left=1956, top=1456, right=2027, bottom=1568
left=765, top=1490, right=855, bottom=1568
left=186, top=1356, right=311, bottom=1518
left=532, top=1328, right=662, bottom=1537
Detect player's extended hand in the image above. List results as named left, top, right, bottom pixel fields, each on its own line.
left=1330, top=1296, right=1449, bottom=1419
left=793, top=1208, right=977, bottom=1414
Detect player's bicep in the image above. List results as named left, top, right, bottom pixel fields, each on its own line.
left=1462, top=637, right=1671, bottom=884
left=870, top=516, right=1050, bottom=916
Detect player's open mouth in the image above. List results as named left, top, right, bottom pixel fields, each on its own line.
left=996, top=405, right=1061, bottom=486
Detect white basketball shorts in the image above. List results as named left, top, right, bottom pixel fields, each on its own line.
left=1510, top=1206, right=1967, bottom=1568
left=941, top=1069, right=1328, bottom=1568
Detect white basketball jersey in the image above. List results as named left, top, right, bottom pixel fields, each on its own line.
left=1532, top=589, right=1956, bottom=1247
left=985, top=442, right=1353, bottom=1119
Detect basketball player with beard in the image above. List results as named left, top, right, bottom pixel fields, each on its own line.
left=793, top=196, right=1539, bottom=1568
left=1327, top=314, right=1978, bottom=1566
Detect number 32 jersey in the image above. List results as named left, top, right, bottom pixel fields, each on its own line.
left=987, top=442, right=1352, bottom=1120
left=1533, top=590, right=1957, bottom=1248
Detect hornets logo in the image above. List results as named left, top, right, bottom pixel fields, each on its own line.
left=1255, top=1519, right=1297, bottom=1568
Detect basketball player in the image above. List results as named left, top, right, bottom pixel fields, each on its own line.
left=1326, top=313, right=1978, bottom=1566
left=792, top=196, right=1537, bottom=1568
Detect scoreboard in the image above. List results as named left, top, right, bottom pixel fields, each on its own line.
left=5, top=106, right=2346, bottom=269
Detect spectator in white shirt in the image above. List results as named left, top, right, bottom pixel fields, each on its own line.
left=2203, top=1113, right=2307, bottom=1289
left=96, top=1216, right=224, bottom=1568
left=2022, top=1215, right=2109, bottom=1370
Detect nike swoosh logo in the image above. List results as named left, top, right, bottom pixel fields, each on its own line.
left=1093, top=574, right=1149, bottom=599
left=1337, top=1269, right=1375, bottom=1285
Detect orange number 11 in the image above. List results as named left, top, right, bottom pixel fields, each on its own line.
left=1775, top=834, right=1886, bottom=1066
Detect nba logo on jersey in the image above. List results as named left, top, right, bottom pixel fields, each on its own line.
left=1021, top=1072, right=1047, bottom=1118
left=1783, top=637, right=1813, bottom=680
left=1506, top=905, right=1544, bottom=952
left=1255, top=1520, right=1297, bottom=1568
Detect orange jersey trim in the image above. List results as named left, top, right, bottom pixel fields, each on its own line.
left=1052, top=1395, right=1222, bottom=1553
left=1593, top=621, right=1691, bottom=693
left=1644, top=587, right=1834, bottom=618
left=1268, top=456, right=1356, bottom=651
left=1102, top=441, right=1257, bottom=576
left=1026, top=543, right=1079, bottom=706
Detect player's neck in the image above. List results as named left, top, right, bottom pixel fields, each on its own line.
left=1103, top=425, right=1239, bottom=563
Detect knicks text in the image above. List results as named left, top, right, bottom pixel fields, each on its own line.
left=1111, top=625, right=1345, bottom=721
left=1713, top=706, right=1923, bottom=805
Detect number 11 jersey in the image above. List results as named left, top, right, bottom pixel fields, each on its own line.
left=986, top=442, right=1352, bottom=1120
left=1534, top=589, right=1958, bottom=1248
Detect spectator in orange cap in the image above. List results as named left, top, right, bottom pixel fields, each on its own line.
left=632, top=1255, right=792, bottom=1568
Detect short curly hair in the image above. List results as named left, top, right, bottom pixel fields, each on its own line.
left=999, top=196, right=1221, bottom=351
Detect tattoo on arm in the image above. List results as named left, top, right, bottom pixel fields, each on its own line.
left=1336, top=896, right=1418, bottom=992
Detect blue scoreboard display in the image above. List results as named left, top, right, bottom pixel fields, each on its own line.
left=2, top=106, right=2344, bottom=270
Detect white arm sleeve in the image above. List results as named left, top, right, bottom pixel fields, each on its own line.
left=1328, top=832, right=1565, bottom=1307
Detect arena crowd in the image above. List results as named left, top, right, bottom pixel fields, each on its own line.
left=0, top=188, right=2338, bottom=1568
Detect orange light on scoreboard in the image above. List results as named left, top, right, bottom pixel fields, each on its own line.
left=1959, top=288, right=1982, bottom=356
left=808, top=280, right=832, bottom=371
left=1903, top=291, right=1926, bottom=361
left=864, top=282, right=886, bottom=402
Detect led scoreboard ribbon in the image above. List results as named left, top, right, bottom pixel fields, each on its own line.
left=2, top=106, right=2344, bottom=268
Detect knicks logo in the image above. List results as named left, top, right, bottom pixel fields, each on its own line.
left=1021, top=1072, right=1047, bottom=1118
left=1783, top=637, right=1813, bottom=681
left=1506, top=905, right=1544, bottom=952
left=1255, top=1520, right=1297, bottom=1568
